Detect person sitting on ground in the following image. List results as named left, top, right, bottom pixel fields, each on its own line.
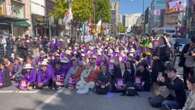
left=135, top=62, right=150, bottom=91
left=95, top=64, right=111, bottom=95
left=0, top=62, right=11, bottom=88
left=110, top=58, right=123, bottom=92
left=64, top=57, right=79, bottom=89
left=86, top=55, right=100, bottom=91
left=3, top=57, right=14, bottom=80
left=149, top=72, right=170, bottom=108
left=121, top=60, right=136, bottom=95
left=182, top=69, right=195, bottom=110
left=161, top=67, right=186, bottom=110
left=18, top=63, right=36, bottom=90
left=37, top=60, right=55, bottom=89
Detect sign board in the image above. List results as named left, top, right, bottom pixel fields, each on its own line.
left=166, top=0, right=185, bottom=14
left=164, top=14, right=179, bottom=26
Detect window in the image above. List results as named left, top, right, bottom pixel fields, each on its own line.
left=11, top=1, right=24, bottom=18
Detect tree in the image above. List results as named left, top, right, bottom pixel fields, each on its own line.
left=95, top=0, right=111, bottom=23
left=118, top=23, right=126, bottom=33
left=72, top=0, right=93, bottom=22
left=50, top=0, right=68, bottom=20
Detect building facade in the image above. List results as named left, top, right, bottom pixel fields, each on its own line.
left=31, top=0, right=46, bottom=37
left=150, top=0, right=166, bottom=31
left=0, top=0, right=31, bottom=37
left=188, top=0, right=195, bottom=36
left=122, top=13, right=141, bottom=33
left=111, top=0, right=119, bottom=36
left=164, top=0, right=187, bottom=35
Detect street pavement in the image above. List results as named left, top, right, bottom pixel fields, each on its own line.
left=39, top=89, right=158, bottom=110
left=0, top=86, right=158, bottom=110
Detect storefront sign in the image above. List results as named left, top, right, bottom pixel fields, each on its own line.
left=164, top=14, right=179, bottom=26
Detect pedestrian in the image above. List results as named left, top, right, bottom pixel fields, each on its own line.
left=179, top=36, right=195, bottom=88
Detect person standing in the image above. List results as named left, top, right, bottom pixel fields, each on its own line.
left=179, top=36, right=195, bottom=88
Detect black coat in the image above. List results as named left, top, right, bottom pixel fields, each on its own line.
left=179, top=44, right=190, bottom=67
left=112, top=64, right=122, bottom=82
left=123, top=69, right=135, bottom=86
left=136, top=69, right=151, bottom=91
left=164, top=77, right=186, bottom=108
left=96, top=72, right=111, bottom=85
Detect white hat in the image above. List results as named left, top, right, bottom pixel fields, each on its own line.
left=40, top=61, right=48, bottom=66
left=129, top=48, right=135, bottom=53
left=97, top=51, right=102, bottom=55
left=110, top=59, right=115, bottom=63
left=65, top=50, right=72, bottom=55
left=23, top=64, right=33, bottom=69
left=43, top=59, right=49, bottom=63
left=60, top=57, right=69, bottom=63
left=59, top=38, right=64, bottom=41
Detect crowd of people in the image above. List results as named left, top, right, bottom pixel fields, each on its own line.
left=0, top=34, right=195, bottom=110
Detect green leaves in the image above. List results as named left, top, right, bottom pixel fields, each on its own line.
left=95, top=0, right=111, bottom=23
left=72, top=0, right=111, bottom=23
left=72, top=0, right=93, bottom=22
left=49, top=0, right=68, bottom=20
left=51, top=0, right=112, bottom=23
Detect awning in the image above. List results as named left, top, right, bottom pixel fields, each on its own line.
left=14, top=20, right=30, bottom=28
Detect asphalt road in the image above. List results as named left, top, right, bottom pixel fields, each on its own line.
left=39, top=89, right=158, bottom=110
left=0, top=86, right=158, bottom=110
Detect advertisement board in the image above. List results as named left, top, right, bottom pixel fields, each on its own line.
left=166, top=0, right=185, bottom=14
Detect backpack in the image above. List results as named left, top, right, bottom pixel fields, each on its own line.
left=125, top=87, right=138, bottom=96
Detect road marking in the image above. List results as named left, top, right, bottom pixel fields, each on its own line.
left=36, top=89, right=64, bottom=110
left=0, top=90, right=39, bottom=94
left=0, top=90, right=13, bottom=93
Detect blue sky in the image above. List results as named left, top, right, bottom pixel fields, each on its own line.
left=120, top=0, right=152, bottom=14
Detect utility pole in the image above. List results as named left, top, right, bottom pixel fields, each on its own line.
left=93, top=0, right=96, bottom=24
left=143, top=0, right=145, bottom=34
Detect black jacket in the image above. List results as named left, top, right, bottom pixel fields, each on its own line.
left=123, top=69, right=135, bottom=86
left=165, top=77, right=186, bottom=108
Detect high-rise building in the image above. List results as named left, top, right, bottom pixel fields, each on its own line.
left=111, top=0, right=120, bottom=36
left=163, top=0, right=187, bottom=35
left=187, top=0, right=195, bottom=36
left=150, top=0, right=166, bottom=30
left=122, top=13, right=141, bottom=33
